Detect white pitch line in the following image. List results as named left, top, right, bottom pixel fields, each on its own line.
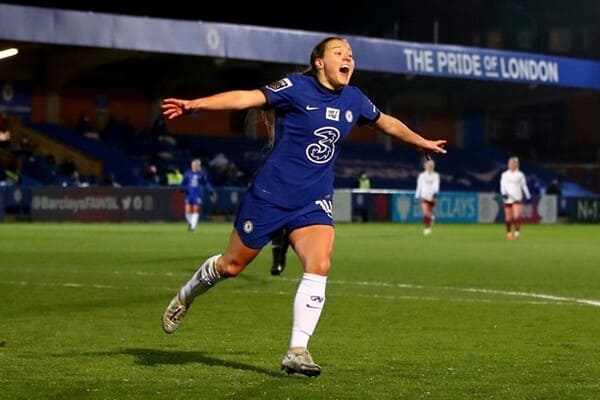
left=4, top=280, right=127, bottom=290
left=2, top=279, right=575, bottom=305
left=2, top=267, right=600, bottom=308
left=321, top=278, right=600, bottom=308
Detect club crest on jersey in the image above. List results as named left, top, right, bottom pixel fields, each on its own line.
left=266, top=78, right=292, bottom=92
left=345, top=110, right=353, bottom=123
left=326, top=107, right=340, bottom=121
left=243, top=220, right=254, bottom=234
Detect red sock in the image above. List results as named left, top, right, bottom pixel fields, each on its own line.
left=424, top=215, right=431, bottom=228
left=514, top=218, right=521, bottom=232
left=505, top=221, right=511, bottom=232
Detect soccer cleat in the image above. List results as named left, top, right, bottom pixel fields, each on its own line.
left=270, top=264, right=284, bottom=276
left=162, top=292, right=188, bottom=334
left=514, top=231, right=520, bottom=239
left=506, top=232, right=514, bottom=241
left=281, top=347, right=321, bottom=377
left=423, top=227, right=432, bottom=236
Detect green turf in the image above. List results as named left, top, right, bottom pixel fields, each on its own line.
left=1, top=222, right=599, bottom=399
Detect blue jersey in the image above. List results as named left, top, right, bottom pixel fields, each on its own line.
left=254, top=73, right=380, bottom=208
left=181, top=169, right=214, bottom=203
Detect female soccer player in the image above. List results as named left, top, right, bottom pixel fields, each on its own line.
left=181, top=158, right=214, bottom=232
left=161, top=36, right=447, bottom=377
left=500, top=156, right=531, bottom=240
left=415, top=159, right=440, bottom=235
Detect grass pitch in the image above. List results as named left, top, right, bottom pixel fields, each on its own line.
left=0, top=222, right=599, bottom=399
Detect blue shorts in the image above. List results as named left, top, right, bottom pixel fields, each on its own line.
left=185, top=194, right=202, bottom=206
left=234, top=190, right=334, bottom=249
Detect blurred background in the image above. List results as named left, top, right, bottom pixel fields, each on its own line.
left=0, top=0, right=599, bottom=223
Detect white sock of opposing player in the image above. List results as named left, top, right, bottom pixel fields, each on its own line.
left=179, top=254, right=223, bottom=305
left=190, top=213, right=199, bottom=230
left=290, top=273, right=327, bottom=349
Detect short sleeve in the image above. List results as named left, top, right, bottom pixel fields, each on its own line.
left=260, top=75, right=296, bottom=110
left=355, top=90, right=381, bottom=126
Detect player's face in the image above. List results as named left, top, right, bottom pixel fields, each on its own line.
left=319, top=39, right=354, bottom=90
left=508, top=159, right=517, bottom=171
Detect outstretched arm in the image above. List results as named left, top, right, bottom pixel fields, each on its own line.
left=162, top=89, right=267, bottom=120
left=373, top=113, right=447, bottom=155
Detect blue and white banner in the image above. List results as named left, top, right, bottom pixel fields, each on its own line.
left=392, top=191, right=479, bottom=223
left=0, top=81, right=32, bottom=114
left=2, top=4, right=600, bottom=90
left=394, top=44, right=588, bottom=88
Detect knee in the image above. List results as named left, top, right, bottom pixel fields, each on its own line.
left=217, top=256, right=247, bottom=278
left=307, top=259, right=331, bottom=276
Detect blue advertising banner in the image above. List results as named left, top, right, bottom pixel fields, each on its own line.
left=0, top=81, right=32, bottom=115
left=481, top=194, right=558, bottom=224
left=392, top=191, right=479, bottom=223
left=2, top=4, right=600, bottom=90
left=388, top=43, right=600, bottom=90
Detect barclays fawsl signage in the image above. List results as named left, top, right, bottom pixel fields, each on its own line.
left=391, top=192, right=479, bottom=223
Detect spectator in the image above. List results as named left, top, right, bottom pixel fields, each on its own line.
left=545, top=179, right=562, bottom=196
left=166, top=166, right=183, bottom=186
left=357, top=170, right=371, bottom=189
left=0, top=113, right=10, bottom=149
left=143, top=163, right=162, bottom=185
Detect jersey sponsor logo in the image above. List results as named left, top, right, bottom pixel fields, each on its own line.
left=345, top=110, right=353, bottom=123
left=305, top=126, right=340, bottom=164
left=315, top=199, right=333, bottom=218
left=266, top=77, right=292, bottom=92
left=305, top=105, right=319, bottom=111
left=243, top=220, right=254, bottom=234
left=326, top=107, right=340, bottom=121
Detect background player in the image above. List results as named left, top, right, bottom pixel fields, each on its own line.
left=500, top=156, right=531, bottom=240
left=181, top=158, right=214, bottom=232
left=415, top=159, right=440, bottom=235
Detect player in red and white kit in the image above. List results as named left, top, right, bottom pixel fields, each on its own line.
left=415, top=159, right=440, bottom=235
left=500, top=156, right=531, bottom=240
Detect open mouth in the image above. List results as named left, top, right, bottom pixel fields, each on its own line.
left=339, top=66, right=350, bottom=75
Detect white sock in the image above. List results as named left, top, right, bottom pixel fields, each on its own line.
left=185, top=212, right=191, bottom=225
left=290, top=273, right=327, bottom=349
left=190, top=213, right=199, bottom=230
left=179, top=254, right=223, bottom=305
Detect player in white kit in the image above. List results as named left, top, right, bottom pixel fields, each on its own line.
left=415, top=159, right=440, bottom=235
left=500, top=157, right=531, bottom=240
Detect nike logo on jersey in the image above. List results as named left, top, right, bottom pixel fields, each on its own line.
left=305, top=105, right=319, bottom=111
